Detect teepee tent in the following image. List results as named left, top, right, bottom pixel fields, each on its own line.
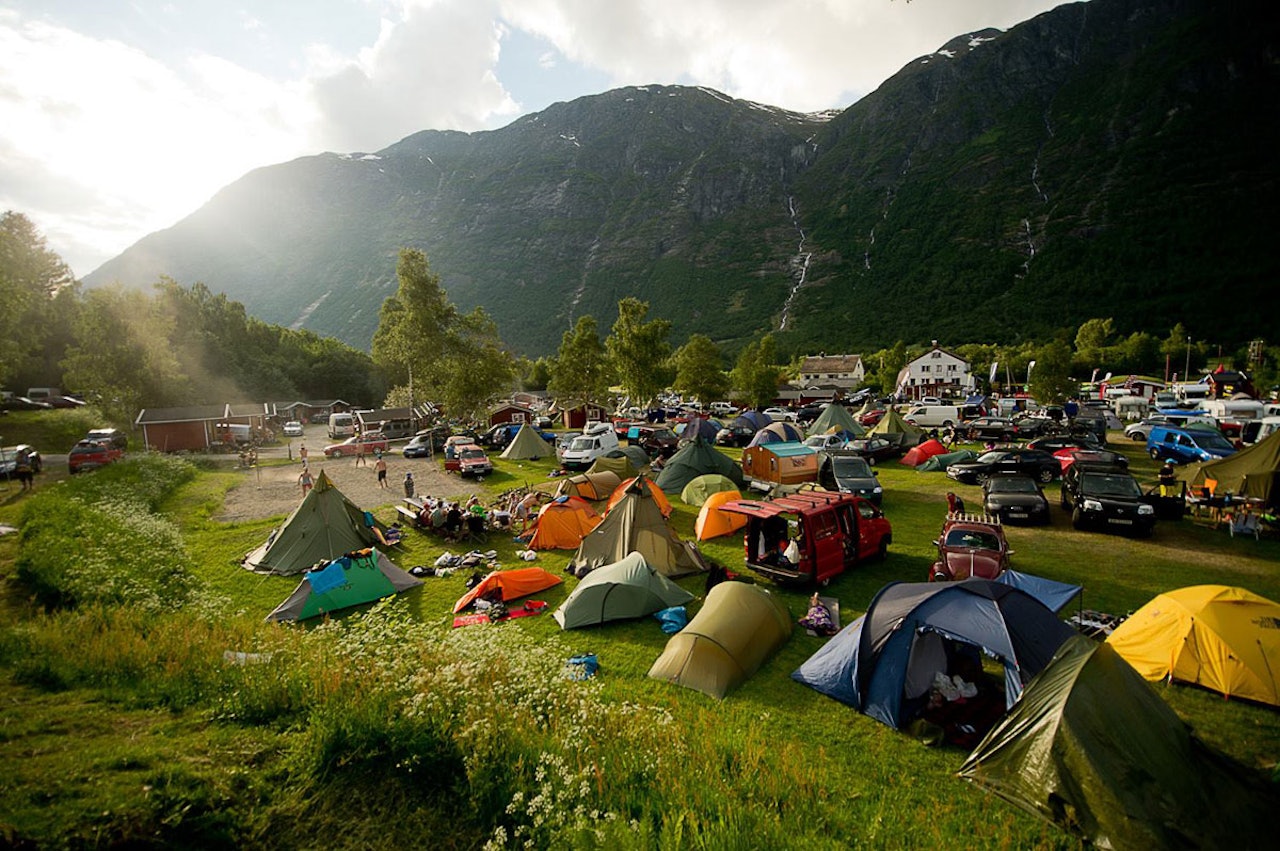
left=242, top=470, right=386, bottom=575
left=528, top=496, right=602, bottom=550
left=500, top=423, right=554, bottom=460
left=680, top=473, right=740, bottom=506
left=648, top=582, right=792, bottom=699
left=868, top=408, right=925, bottom=447
left=807, top=403, right=865, bottom=439
left=265, top=548, right=421, bottom=622
left=654, top=438, right=745, bottom=494
left=695, top=489, right=748, bottom=540
left=606, top=475, right=673, bottom=517
left=553, top=552, right=695, bottom=629
left=452, top=567, right=564, bottom=613
left=960, top=636, right=1272, bottom=849
left=570, top=474, right=705, bottom=578
left=1106, top=585, right=1280, bottom=706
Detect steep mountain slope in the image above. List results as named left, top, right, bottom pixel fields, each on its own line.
left=85, top=0, right=1278, bottom=355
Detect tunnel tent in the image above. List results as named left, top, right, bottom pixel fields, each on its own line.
left=265, top=548, right=421, bottom=622
left=553, top=551, right=695, bottom=629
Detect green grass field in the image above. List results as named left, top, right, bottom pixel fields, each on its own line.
left=1, top=412, right=1277, bottom=849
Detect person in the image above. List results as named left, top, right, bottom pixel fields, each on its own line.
left=355, top=440, right=367, bottom=467
left=298, top=467, right=314, bottom=496
left=798, top=592, right=837, bottom=636
left=1158, top=461, right=1177, bottom=496
left=375, top=453, right=388, bottom=488
left=444, top=503, right=464, bottom=539
left=14, top=449, right=35, bottom=491
left=1063, top=398, right=1079, bottom=428
left=403, top=471, right=415, bottom=499
left=946, top=492, right=966, bottom=516
left=514, top=491, right=540, bottom=532
left=299, top=442, right=309, bottom=465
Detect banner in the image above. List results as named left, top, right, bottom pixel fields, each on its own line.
left=988, top=362, right=998, bottom=383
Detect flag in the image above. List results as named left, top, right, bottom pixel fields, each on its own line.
left=989, top=362, right=998, bottom=383
left=1124, top=374, right=1135, bottom=389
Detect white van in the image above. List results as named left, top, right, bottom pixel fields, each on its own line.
left=327, top=412, right=355, bottom=439
left=560, top=422, right=620, bottom=470
left=903, top=404, right=961, bottom=428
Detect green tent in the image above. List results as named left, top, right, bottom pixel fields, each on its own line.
left=680, top=473, right=741, bottom=506
left=265, top=549, right=421, bottom=622
left=553, top=551, right=694, bottom=629
left=867, top=407, right=925, bottom=448
left=242, top=470, right=386, bottom=575
left=587, top=451, right=644, bottom=480
left=806, top=402, right=866, bottom=439
left=654, top=437, right=745, bottom=494
left=1178, top=429, right=1280, bottom=507
left=959, top=635, right=1273, bottom=849
left=500, top=423, right=553, bottom=460
left=916, top=449, right=977, bottom=472
left=648, top=581, right=792, bottom=700
left=569, top=473, right=706, bottom=578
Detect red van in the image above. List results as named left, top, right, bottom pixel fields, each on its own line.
left=718, top=491, right=892, bottom=586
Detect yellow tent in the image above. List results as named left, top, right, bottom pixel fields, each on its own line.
left=528, top=496, right=602, bottom=550
left=1106, top=585, right=1280, bottom=707
left=695, top=489, right=748, bottom=540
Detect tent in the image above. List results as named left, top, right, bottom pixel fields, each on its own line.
left=677, top=417, right=723, bottom=443
left=695, top=489, right=748, bottom=540
left=992, top=570, right=1081, bottom=614
left=452, top=567, right=563, bottom=613
left=606, top=475, right=673, bottom=517
left=1178, top=429, right=1280, bottom=507
left=960, top=635, right=1273, bottom=849
left=528, top=495, right=602, bottom=550
left=732, top=411, right=772, bottom=433
left=538, top=470, right=622, bottom=501
left=746, top=421, right=805, bottom=447
left=901, top=438, right=948, bottom=467
left=569, top=474, right=706, bottom=578
left=648, top=581, right=792, bottom=699
left=654, top=438, right=745, bottom=494
left=867, top=407, right=925, bottom=448
left=553, top=552, right=695, bottom=629
left=1106, top=585, right=1280, bottom=706
left=265, top=548, right=421, bottom=622
left=807, top=403, right=865, bottom=439
left=242, top=470, right=387, bottom=575
left=499, top=423, right=554, bottom=460
left=587, top=453, right=643, bottom=480
left=916, top=448, right=977, bottom=472
left=792, top=579, right=1075, bottom=729
left=680, top=473, right=740, bottom=506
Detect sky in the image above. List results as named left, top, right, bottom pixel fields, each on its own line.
left=0, top=0, right=1073, bottom=278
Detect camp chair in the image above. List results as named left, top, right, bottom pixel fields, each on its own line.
left=1228, top=510, right=1261, bottom=540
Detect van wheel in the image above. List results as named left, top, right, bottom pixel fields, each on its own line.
left=877, top=539, right=889, bottom=561
left=1148, top=448, right=1163, bottom=460
left=942, top=420, right=953, bottom=429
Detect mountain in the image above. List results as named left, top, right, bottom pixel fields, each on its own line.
left=85, top=0, right=1278, bottom=356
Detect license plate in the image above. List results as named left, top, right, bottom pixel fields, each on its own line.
left=1008, top=511, right=1027, bottom=518
left=1108, top=518, right=1133, bottom=525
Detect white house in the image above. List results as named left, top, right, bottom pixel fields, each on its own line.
left=895, top=343, right=971, bottom=400
left=798, top=354, right=865, bottom=388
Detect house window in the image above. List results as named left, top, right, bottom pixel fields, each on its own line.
left=512, top=412, right=525, bottom=422
left=921, top=365, right=930, bottom=374
left=932, top=352, right=941, bottom=359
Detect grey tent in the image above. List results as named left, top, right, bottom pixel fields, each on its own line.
left=680, top=473, right=740, bottom=506
left=916, top=449, right=977, bottom=472
left=500, top=423, right=553, bottom=460
left=648, top=581, right=792, bottom=700
left=806, top=403, right=866, bottom=439
left=242, top=470, right=387, bottom=575
left=265, top=548, right=421, bottom=622
left=867, top=407, right=925, bottom=448
left=960, top=635, right=1273, bottom=849
left=569, top=473, right=706, bottom=578
left=553, top=552, right=694, bottom=629
left=654, top=437, right=745, bottom=494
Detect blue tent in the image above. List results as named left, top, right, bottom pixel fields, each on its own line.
left=677, top=417, right=723, bottom=443
left=792, top=579, right=1075, bottom=730
left=732, top=411, right=772, bottom=432
left=993, top=570, right=1081, bottom=614
left=746, top=421, right=804, bottom=447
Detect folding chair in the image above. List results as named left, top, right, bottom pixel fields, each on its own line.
left=1228, top=511, right=1261, bottom=540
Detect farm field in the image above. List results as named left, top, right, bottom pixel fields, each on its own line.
left=1, top=418, right=1277, bottom=849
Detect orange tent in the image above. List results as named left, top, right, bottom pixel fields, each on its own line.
left=528, top=496, right=602, bottom=550
left=695, top=489, right=748, bottom=540
left=452, top=567, right=564, bottom=613
left=540, top=470, right=622, bottom=502
left=606, top=476, right=673, bottom=517
left=901, top=438, right=947, bottom=467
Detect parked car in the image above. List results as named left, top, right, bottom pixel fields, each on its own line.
left=929, top=515, right=1011, bottom=582
left=718, top=490, right=892, bottom=586
left=1, top=396, right=53, bottom=411
left=981, top=474, right=1050, bottom=526
left=555, top=432, right=582, bottom=464
left=857, top=408, right=887, bottom=427
left=627, top=425, right=680, bottom=458
left=1053, top=447, right=1130, bottom=473
left=818, top=451, right=884, bottom=505
left=451, top=445, right=493, bottom=478
left=805, top=433, right=850, bottom=452
left=68, top=439, right=122, bottom=474
left=1026, top=434, right=1101, bottom=454
left=282, top=421, right=305, bottom=437
left=1123, top=413, right=1218, bottom=442
left=85, top=428, right=128, bottom=450
left=1011, top=414, right=1058, bottom=439
left=322, top=432, right=389, bottom=458
left=1060, top=462, right=1157, bottom=537
left=842, top=436, right=903, bottom=465
left=964, top=416, right=1020, bottom=443
left=44, top=395, right=87, bottom=408
left=946, top=448, right=1061, bottom=485
left=481, top=422, right=557, bottom=449
left=763, top=407, right=798, bottom=423
left=795, top=405, right=824, bottom=424
left=0, top=444, right=42, bottom=476
left=1146, top=425, right=1237, bottom=465
left=715, top=424, right=756, bottom=448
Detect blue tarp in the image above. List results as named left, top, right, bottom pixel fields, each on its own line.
left=305, top=560, right=348, bottom=595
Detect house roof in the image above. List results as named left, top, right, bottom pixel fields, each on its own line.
left=135, top=404, right=229, bottom=425
left=906, top=345, right=969, bottom=368
left=490, top=403, right=535, bottom=415
left=800, top=354, right=863, bottom=373
left=227, top=402, right=270, bottom=417
left=358, top=407, right=414, bottom=421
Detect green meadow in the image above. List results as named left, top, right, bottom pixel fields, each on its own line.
left=1, top=414, right=1277, bottom=849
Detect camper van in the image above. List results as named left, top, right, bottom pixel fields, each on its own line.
left=1201, top=398, right=1264, bottom=438
left=1172, top=382, right=1210, bottom=405
left=327, top=412, right=355, bottom=439
left=559, top=422, right=620, bottom=470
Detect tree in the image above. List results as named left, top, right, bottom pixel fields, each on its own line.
left=0, top=211, right=76, bottom=388
left=672, top=334, right=729, bottom=405
left=1027, top=339, right=1076, bottom=405
left=878, top=341, right=908, bottom=396
left=606, top=298, right=673, bottom=406
left=548, top=315, right=611, bottom=405
left=1073, top=318, right=1115, bottom=371
left=731, top=334, right=781, bottom=410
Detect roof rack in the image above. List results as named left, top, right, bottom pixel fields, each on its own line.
left=945, top=511, right=1002, bottom=525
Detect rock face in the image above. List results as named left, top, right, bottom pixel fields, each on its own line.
left=85, top=0, right=1278, bottom=355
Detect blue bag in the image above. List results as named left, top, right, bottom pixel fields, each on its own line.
left=653, top=606, right=688, bottom=634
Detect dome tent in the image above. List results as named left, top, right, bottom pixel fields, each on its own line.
left=654, top=438, right=745, bottom=494
left=266, top=548, right=421, bottom=622
left=528, top=496, right=602, bottom=550
left=680, top=473, right=740, bottom=506
left=746, top=421, right=804, bottom=448
left=553, top=552, right=694, bottom=630
left=694, top=489, right=748, bottom=540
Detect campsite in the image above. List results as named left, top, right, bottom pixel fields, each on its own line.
left=1, top=410, right=1277, bottom=849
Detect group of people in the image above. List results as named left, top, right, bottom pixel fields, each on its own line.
left=413, top=493, right=504, bottom=541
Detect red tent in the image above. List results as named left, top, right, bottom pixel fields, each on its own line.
left=901, top=438, right=948, bottom=467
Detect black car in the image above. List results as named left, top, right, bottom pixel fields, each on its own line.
left=1059, top=462, right=1157, bottom=536
left=818, top=452, right=884, bottom=505
left=982, top=474, right=1050, bottom=525
left=964, top=416, right=1020, bottom=442
left=629, top=425, right=680, bottom=458
left=795, top=405, right=824, bottom=425
left=1026, top=434, right=1101, bottom=453
left=946, top=448, right=1061, bottom=485
left=0, top=396, right=53, bottom=411
left=842, top=436, right=903, bottom=465
left=715, top=424, right=756, bottom=448
left=1012, top=414, right=1058, bottom=439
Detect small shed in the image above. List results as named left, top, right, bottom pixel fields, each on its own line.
left=135, top=405, right=232, bottom=452
left=488, top=403, right=536, bottom=427
left=562, top=403, right=608, bottom=430
left=741, top=441, right=819, bottom=489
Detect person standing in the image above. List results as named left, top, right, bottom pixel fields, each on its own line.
left=355, top=440, right=367, bottom=467
left=403, top=471, right=416, bottom=499
left=299, top=442, right=309, bottom=466
left=298, top=467, right=314, bottom=496
left=375, top=453, right=388, bottom=488
left=14, top=448, right=35, bottom=491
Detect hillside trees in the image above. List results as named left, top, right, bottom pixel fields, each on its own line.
left=1027, top=339, right=1076, bottom=405
left=548, top=316, right=611, bottom=405
left=606, top=298, right=673, bottom=406
left=731, top=334, right=782, bottom=410
left=672, top=334, right=730, bottom=405
left=0, top=211, right=78, bottom=389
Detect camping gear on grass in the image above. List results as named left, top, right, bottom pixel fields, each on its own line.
left=266, top=549, right=421, bottom=622
left=553, top=552, right=694, bottom=629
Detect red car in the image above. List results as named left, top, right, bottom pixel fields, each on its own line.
left=858, top=409, right=887, bottom=427
left=929, top=515, right=1010, bottom=582
left=447, top=444, right=493, bottom=478
left=322, top=432, right=389, bottom=458
left=68, top=439, right=123, bottom=474
left=719, top=491, right=892, bottom=587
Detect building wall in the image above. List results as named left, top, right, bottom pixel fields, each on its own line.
left=141, top=421, right=212, bottom=453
